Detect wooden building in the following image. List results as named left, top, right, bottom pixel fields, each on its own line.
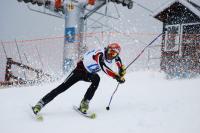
left=153, top=0, right=200, bottom=77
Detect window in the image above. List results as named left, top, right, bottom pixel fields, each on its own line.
left=164, top=24, right=181, bottom=51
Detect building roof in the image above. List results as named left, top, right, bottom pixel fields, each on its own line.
left=153, top=0, right=200, bottom=21
left=189, top=0, right=200, bottom=10
left=190, top=0, right=200, bottom=7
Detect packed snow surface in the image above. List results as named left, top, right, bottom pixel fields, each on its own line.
left=0, top=71, right=200, bottom=133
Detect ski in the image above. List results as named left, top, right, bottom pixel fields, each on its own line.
left=73, top=106, right=96, bottom=119
left=31, top=106, right=43, bottom=121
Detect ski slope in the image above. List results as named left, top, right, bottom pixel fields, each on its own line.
left=0, top=71, right=200, bottom=133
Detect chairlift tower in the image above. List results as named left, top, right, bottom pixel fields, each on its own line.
left=17, top=0, right=133, bottom=73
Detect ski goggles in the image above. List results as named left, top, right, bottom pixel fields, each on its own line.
left=107, top=49, right=119, bottom=58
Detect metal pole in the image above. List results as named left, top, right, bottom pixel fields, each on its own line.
left=24, top=53, right=29, bottom=64
left=15, top=39, right=27, bottom=80
left=147, top=49, right=150, bottom=70
left=35, top=45, right=44, bottom=68
left=15, top=39, right=23, bottom=62
left=63, top=2, right=85, bottom=73
left=1, top=41, right=8, bottom=58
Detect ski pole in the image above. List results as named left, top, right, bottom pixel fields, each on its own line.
left=106, top=83, right=120, bottom=110
left=125, top=32, right=164, bottom=70
left=106, top=32, right=164, bottom=110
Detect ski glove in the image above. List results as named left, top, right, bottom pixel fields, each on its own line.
left=119, top=65, right=126, bottom=77
left=115, top=75, right=125, bottom=84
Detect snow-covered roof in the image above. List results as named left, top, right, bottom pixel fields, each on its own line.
left=153, top=0, right=200, bottom=20
left=190, top=0, right=200, bottom=7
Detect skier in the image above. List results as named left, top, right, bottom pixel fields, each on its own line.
left=32, top=43, right=126, bottom=114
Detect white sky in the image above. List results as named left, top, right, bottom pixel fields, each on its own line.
left=0, top=0, right=64, bottom=41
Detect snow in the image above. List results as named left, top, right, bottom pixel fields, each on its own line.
left=1, top=71, right=200, bottom=133
left=190, top=0, right=200, bottom=7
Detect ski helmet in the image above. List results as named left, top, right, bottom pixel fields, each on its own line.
left=105, top=43, right=121, bottom=60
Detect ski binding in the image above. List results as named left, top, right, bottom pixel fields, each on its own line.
left=73, top=105, right=96, bottom=119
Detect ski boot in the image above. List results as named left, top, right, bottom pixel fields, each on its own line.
left=79, top=99, right=90, bottom=114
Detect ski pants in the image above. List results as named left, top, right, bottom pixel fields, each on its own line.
left=40, top=61, right=100, bottom=107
